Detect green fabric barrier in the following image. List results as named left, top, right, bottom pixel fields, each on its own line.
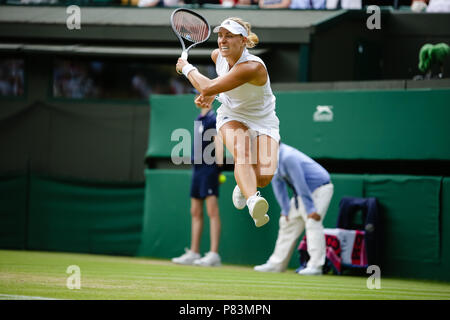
left=139, top=170, right=448, bottom=280
left=140, top=170, right=194, bottom=258
left=378, top=177, right=450, bottom=282
left=439, top=178, right=450, bottom=278
left=276, top=89, right=450, bottom=160
left=139, top=170, right=366, bottom=268
left=139, top=169, right=283, bottom=266
left=147, top=94, right=232, bottom=161
left=146, top=90, right=450, bottom=160
left=364, top=175, right=441, bottom=266
left=0, top=175, right=28, bottom=249
left=147, top=94, right=198, bottom=158
left=27, top=176, right=144, bottom=256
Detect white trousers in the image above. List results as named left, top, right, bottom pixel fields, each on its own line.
left=268, top=183, right=334, bottom=271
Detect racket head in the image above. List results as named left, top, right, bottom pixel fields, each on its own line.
left=170, top=8, right=211, bottom=53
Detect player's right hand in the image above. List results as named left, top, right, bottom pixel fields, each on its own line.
left=176, top=58, right=188, bottom=75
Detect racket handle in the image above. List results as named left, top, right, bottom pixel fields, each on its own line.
left=181, top=50, right=188, bottom=61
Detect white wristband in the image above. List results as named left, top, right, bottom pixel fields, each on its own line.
left=182, top=64, right=197, bottom=78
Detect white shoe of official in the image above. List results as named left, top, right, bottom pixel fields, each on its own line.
left=297, top=267, right=322, bottom=276
left=247, top=192, right=269, bottom=227
left=171, top=249, right=200, bottom=265
left=194, top=252, right=221, bottom=267
left=254, top=262, right=282, bottom=273
left=232, top=185, right=246, bottom=210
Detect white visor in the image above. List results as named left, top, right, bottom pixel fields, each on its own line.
left=213, top=19, right=248, bottom=37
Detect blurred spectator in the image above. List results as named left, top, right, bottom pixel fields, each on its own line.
left=137, top=0, right=161, bottom=6
left=259, top=0, right=289, bottom=8
left=259, top=0, right=326, bottom=9
left=169, top=76, right=193, bottom=94
left=426, top=0, right=450, bottom=12
left=53, top=61, right=100, bottom=99
left=292, top=0, right=325, bottom=8
left=219, top=0, right=259, bottom=7
left=53, top=59, right=215, bottom=99
left=326, top=0, right=361, bottom=9
left=162, top=0, right=184, bottom=5
left=159, top=0, right=228, bottom=4
left=20, top=0, right=58, bottom=3
left=0, top=59, right=24, bottom=97
left=122, top=0, right=139, bottom=5
left=221, top=0, right=238, bottom=7
left=181, top=0, right=222, bottom=4
left=411, top=0, right=428, bottom=11
left=131, top=74, right=152, bottom=98
left=236, top=0, right=258, bottom=4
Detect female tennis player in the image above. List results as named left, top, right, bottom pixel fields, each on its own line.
left=176, top=17, right=280, bottom=228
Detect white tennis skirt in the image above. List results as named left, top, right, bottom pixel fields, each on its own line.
left=216, top=106, right=281, bottom=143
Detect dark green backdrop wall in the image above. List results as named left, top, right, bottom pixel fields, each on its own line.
left=138, top=170, right=450, bottom=282
left=0, top=174, right=144, bottom=256
left=2, top=88, right=450, bottom=283
left=0, top=101, right=149, bottom=182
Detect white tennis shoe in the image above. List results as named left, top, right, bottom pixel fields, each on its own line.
left=194, top=252, right=221, bottom=267
left=297, top=267, right=322, bottom=276
left=247, top=192, right=269, bottom=227
left=254, top=262, right=282, bottom=273
left=232, top=185, right=246, bottom=210
left=171, top=249, right=200, bottom=265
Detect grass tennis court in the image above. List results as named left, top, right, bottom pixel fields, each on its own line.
left=1, top=250, right=450, bottom=300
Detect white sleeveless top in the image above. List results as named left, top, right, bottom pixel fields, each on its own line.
left=215, top=48, right=276, bottom=119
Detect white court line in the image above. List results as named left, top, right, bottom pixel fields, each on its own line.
left=0, top=294, right=62, bottom=300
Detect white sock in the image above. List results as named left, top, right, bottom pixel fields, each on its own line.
left=246, top=192, right=260, bottom=207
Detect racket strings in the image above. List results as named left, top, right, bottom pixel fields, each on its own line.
left=173, top=12, right=209, bottom=43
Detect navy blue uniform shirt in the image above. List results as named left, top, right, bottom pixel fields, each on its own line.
left=190, top=109, right=220, bottom=199
left=192, top=109, right=217, bottom=166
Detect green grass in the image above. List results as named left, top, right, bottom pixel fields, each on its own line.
left=1, top=250, right=450, bottom=300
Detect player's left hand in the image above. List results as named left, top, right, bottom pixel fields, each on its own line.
left=195, top=95, right=215, bottom=109
left=176, top=58, right=188, bottom=75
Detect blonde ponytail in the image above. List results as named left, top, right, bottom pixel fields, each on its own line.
left=228, top=17, right=259, bottom=49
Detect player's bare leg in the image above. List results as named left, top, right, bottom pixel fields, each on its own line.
left=254, top=134, right=278, bottom=188
left=220, top=121, right=269, bottom=227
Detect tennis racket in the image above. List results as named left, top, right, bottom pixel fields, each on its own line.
left=170, top=8, right=211, bottom=62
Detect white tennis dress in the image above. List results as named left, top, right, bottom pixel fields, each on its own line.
left=215, top=48, right=280, bottom=142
